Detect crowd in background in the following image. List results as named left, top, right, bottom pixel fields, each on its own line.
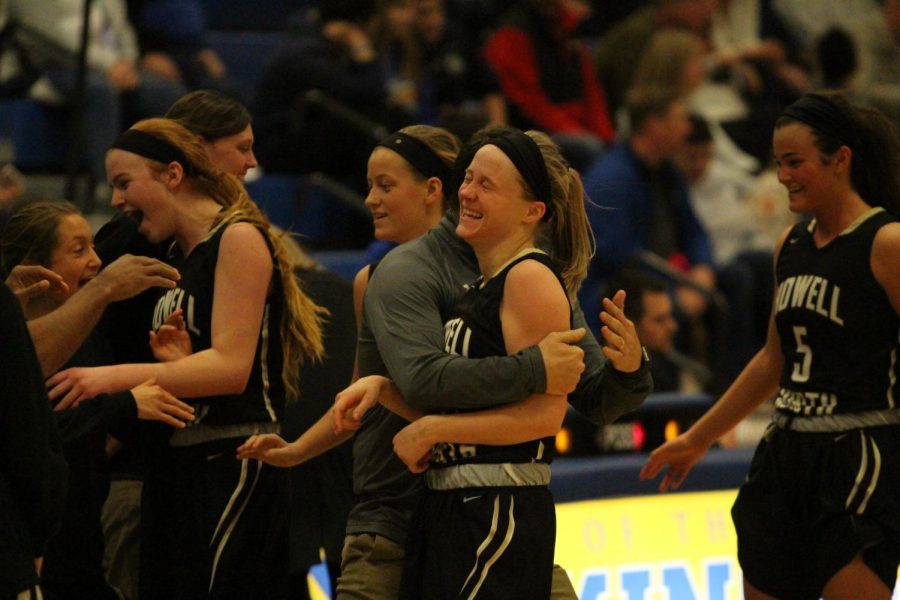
left=2, top=0, right=900, bottom=395
left=1, top=1, right=900, bottom=597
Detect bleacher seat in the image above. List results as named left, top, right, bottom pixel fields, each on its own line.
left=205, top=31, right=291, bottom=92
left=247, top=173, right=370, bottom=252
left=311, top=250, right=368, bottom=281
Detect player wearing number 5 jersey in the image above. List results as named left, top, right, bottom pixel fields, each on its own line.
left=641, top=92, right=900, bottom=600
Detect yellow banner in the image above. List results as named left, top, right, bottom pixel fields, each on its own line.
left=555, top=490, right=900, bottom=600
left=555, top=489, right=745, bottom=600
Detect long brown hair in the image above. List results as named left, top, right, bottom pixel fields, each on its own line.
left=128, top=118, right=326, bottom=400
left=165, top=90, right=252, bottom=142
left=525, top=130, right=595, bottom=301
left=0, top=200, right=81, bottom=278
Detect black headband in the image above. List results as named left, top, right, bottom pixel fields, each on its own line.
left=377, top=131, right=450, bottom=184
left=781, top=93, right=858, bottom=150
left=110, top=129, right=196, bottom=175
left=487, top=130, right=553, bottom=220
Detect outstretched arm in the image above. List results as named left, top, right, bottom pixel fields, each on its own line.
left=47, top=225, right=270, bottom=403
left=237, top=407, right=353, bottom=467
left=28, top=255, right=179, bottom=376
left=640, top=229, right=792, bottom=491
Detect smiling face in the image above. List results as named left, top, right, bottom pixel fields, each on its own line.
left=203, top=125, right=257, bottom=180
left=106, top=149, right=175, bottom=243
left=773, top=122, right=839, bottom=214
left=47, top=213, right=101, bottom=300
left=365, top=146, right=434, bottom=243
left=456, top=144, right=542, bottom=250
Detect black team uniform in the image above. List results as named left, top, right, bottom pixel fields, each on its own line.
left=732, top=208, right=900, bottom=597
left=0, top=282, right=67, bottom=599
left=401, top=251, right=568, bottom=600
left=139, top=215, right=290, bottom=600
left=40, top=333, right=141, bottom=600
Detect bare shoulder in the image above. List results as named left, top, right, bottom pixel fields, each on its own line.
left=353, top=264, right=371, bottom=295
left=220, top=222, right=270, bottom=257
left=217, top=222, right=273, bottom=277
left=872, top=221, right=900, bottom=314
left=503, top=258, right=568, bottom=318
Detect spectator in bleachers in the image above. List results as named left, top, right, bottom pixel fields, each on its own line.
left=581, top=85, right=715, bottom=339
left=414, top=0, right=507, bottom=128
left=773, top=0, right=900, bottom=127
left=629, top=27, right=760, bottom=176
left=6, top=0, right=187, bottom=186
left=674, top=114, right=776, bottom=385
left=482, top=0, right=615, bottom=173
left=704, top=0, right=808, bottom=164
left=0, top=162, right=24, bottom=232
left=372, top=0, right=421, bottom=119
left=630, top=29, right=709, bottom=103
left=593, top=0, right=717, bottom=115
left=253, top=0, right=407, bottom=190
left=815, top=27, right=860, bottom=91
left=606, top=269, right=712, bottom=393
left=128, top=0, right=238, bottom=100
left=674, top=115, right=771, bottom=263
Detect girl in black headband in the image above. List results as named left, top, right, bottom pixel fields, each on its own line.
left=237, top=123, right=461, bottom=597
left=364, top=127, right=457, bottom=246
left=643, top=92, right=900, bottom=599
left=373, top=128, right=626, bottom=600
left=47, top=117, right=326, bottom=598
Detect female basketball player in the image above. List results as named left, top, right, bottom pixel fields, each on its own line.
left=46, top=118, right=325, bottom=599
left=379, top=128, right=606, bottom=599
left=641, top=92, right=900, bottom=599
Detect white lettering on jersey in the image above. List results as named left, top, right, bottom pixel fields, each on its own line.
left=776, top=276, right=844, bottom=326
left=775, top=388, right=839, bottom=415
left=153, top=287, right=202, bottom=336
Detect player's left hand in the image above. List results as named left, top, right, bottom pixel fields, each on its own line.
left=599, top=290, right=642, bottom=373
left=333, top=375, right=387, bottom=433
left=47, top=366, right=111, bottom=410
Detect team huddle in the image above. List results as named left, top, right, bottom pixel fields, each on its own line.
left=2, top=87, right=900, bottom=600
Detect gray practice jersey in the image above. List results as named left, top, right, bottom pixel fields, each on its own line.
left=349, top=213, right=652, bottom=545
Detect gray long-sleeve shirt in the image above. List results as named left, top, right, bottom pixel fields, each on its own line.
left=349, top=214, right=651, bottom=544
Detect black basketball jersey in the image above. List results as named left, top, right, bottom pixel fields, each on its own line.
left=773, top=208, right=900, bottom=416
left=431, top=250, right=571, bottom=468
left=151, top=215, right=285, bottom=429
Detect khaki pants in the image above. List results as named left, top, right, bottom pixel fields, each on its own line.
left=335, top=533, right=578, bottom=599
left=336, top=534, right=404, bottom=600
